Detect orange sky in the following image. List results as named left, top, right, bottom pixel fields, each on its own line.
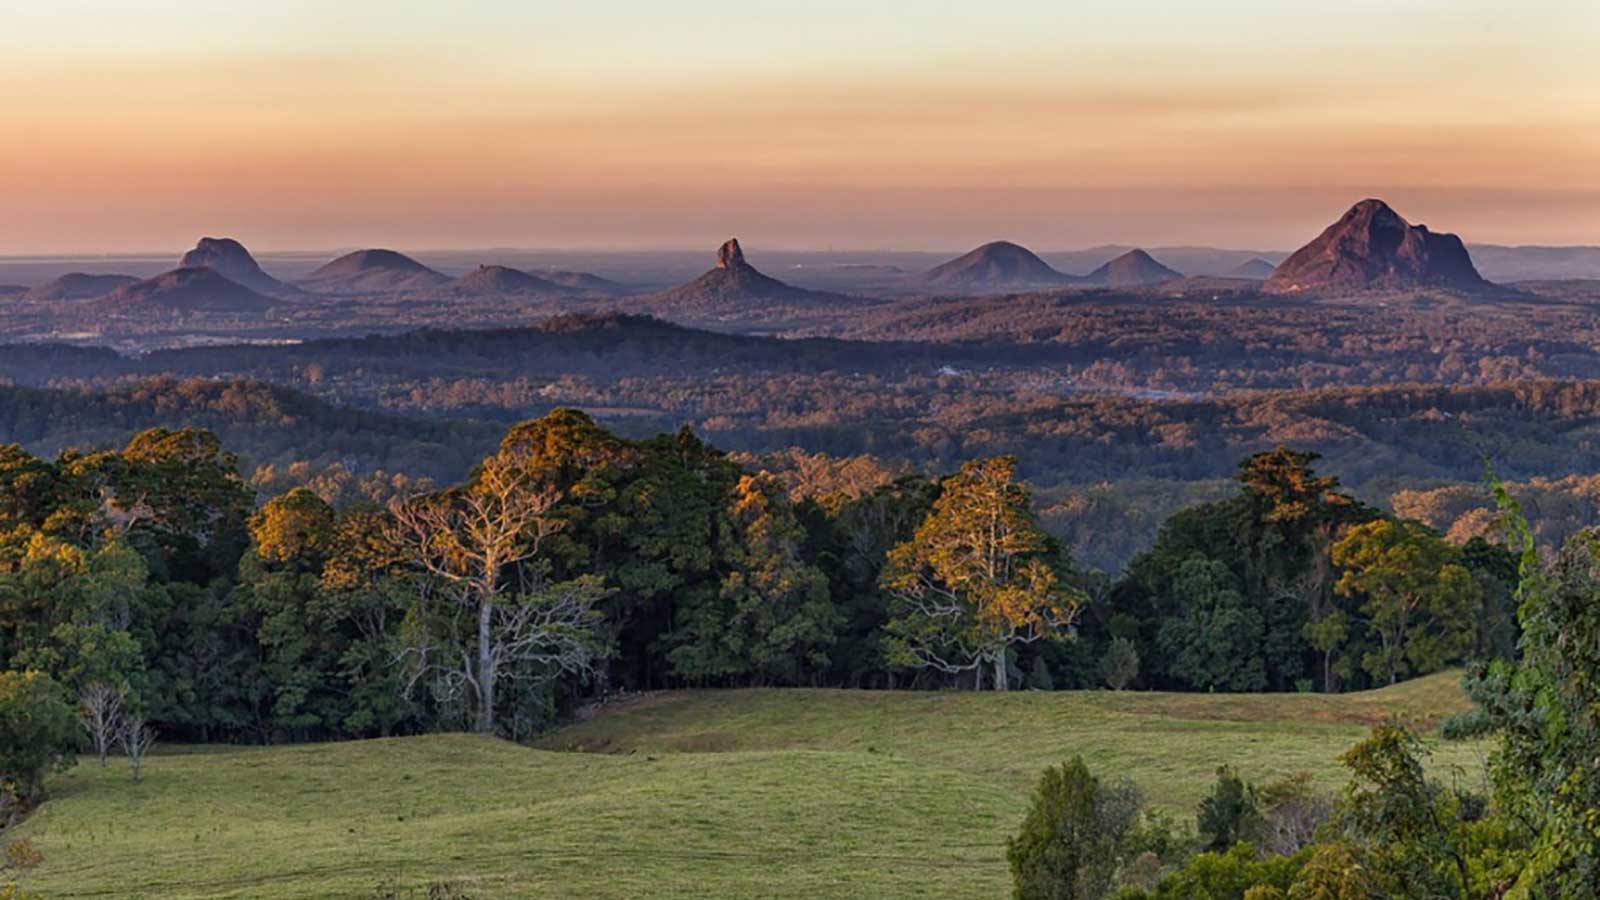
left=3, top=2, right=1598, bottom=253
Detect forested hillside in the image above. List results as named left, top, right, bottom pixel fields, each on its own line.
left=0, top=379, right=500, bottom=487
left=7, top=375, right=1600, bottom=571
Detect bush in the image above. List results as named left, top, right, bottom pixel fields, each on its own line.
left=1197, top=767, right=1260, bottom=852
left=1118, top=842, right=1306, bottom=900
left=1438, top=708, right=1492, bottom=741
left=1009, top=757, right=1146, bottom=899
left=1249, top=773, right=1332, bottom=856
left=2, top=839, right=42, bottom=873
left=0, top=671, right=78, bottom=808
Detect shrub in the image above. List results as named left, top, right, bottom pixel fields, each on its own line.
left=1437, top=708, right=1492, bottom=741
left=1121, top=842, right=1306, bottom=900
left=1009, top=757, right=1146, bottom=899
left=1250, top=773, right=1333, bottom=856
left=1197, top=767, right=1260, bottom=852
left=2, top=839, right=42, bottom=873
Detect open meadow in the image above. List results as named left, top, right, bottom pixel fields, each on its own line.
left=15, top=673, right=1483, bottom=899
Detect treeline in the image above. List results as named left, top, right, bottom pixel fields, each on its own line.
left=0, top=411, right=1511, bottom=770
left=1006, top=489, right=1600, bottom=899
left=15, top=290, right=1600, bottom=394
left=838, top=290, right=1600, bottom=389
left=16, top=374, right=1600, bottom=497
left=0, top=379, right=500, bottom=486
left=10, top=375, right=1600, bottom=576
left=1092, top=448, right=1516, bottom=693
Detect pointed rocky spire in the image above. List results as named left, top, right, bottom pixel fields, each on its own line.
left=716, top=238, right=745, bottom=269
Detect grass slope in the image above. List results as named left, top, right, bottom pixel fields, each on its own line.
left=16, top=674, right=1482, bottom=900
left=540, top=671, right=1482, bottom=806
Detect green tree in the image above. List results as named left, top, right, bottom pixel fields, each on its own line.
left=1100, top=637, right=1139, bottom=691
left=57, top=427, right=252, bottom=581
left=604, top=429, right=738, bottom=690
left=250, top=488, right=335, bottom=566
left=1113, top=449, right=1371, bottom=693
left=1332, top=520, right=1480, bottom=685
left=1301, top=611, right=1349, bottom=694
left=1458, top=536, right=1518, bottom=661
left=237, top=487, right=379, bottom=739
left=2, top=536, right=149, bottom=698
left=1466, top=482, right=1600, bottom=896
left=1007, top=757, right=1125, bottom=900
left=668, top=473, right=836, bottom=685
left=1157, top=557, right=1266, bottom=692
left=882, top=457, right=1085, bottom=691
left=0, top=445, right=63, bottom=533
left=1197, top=766, right=1261, bottom=852
left=317, top=506, right=417, bottom=736
left=0, top=671, right=78, bottom=805
left=814, top=475, right=939, bottom=688
left=1330, top=723, right=1472, bottom=900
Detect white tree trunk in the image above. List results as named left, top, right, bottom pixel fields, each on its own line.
left=993, top=654, right=1008, bottom=692
left=476, top=597, right=496, bottom=734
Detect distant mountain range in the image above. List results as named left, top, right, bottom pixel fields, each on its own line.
left=1039, top=246, right=1281, bottom=279
left=6, top=204, right=1600, bottom=320
left=914, top=242, right=1183, bottom=293
left=299, top=249, right=453, bottom=294
left=1463, top=245, right=1600, bottom=282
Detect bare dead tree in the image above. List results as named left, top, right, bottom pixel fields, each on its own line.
left=387, top=456, right=605, bottom=735
left=78, top=682, right=125, bottom=767
left=120, top=715, right=157, bottom=783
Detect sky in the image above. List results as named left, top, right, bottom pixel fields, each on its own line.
left=3, top=1, right=1598, bottom=254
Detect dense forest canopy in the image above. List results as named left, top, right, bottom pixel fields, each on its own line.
left=0, top=415, right=1510, bottom=766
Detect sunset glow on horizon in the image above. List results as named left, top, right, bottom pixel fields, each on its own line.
left=5, top=1, right=1598, bottom=254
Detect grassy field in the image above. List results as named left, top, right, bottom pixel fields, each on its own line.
left=13, top=673, right=1485, bottom=899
